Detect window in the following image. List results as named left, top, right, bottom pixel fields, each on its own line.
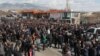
left=87, top=28, right=94, bottom=33
left=62, top=12, right=71, bottom=19
left=74, top=13, right=78, bottom=17
left=97, top=29, right=100, bottom=34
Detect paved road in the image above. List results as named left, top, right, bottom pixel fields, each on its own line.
left=35, top=48, right=62, bottom=56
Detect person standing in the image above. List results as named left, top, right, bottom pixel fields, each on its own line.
left=28, top=45, right=35, bottom=56
left=88, top=45, right=96, bottom=56
left=58, top=32, right=63, bottom=49
left=74, top=42, right=81, bottom=56
left=63, top=31, right=68, bottom=44
left=41, top=32, right=47, bottom=50
left=82, top=44, right=89, bottom=56
left=34, top=37, right=41, bottom=51
left=96, top=43, right=100, bottom=56
left=0, top=41, right=5, bottom=56
left=62, top=44, right=72, bottom=56
left=47, top=28, right=52, bottom=47
left=4, top=43, right=13, bottom=56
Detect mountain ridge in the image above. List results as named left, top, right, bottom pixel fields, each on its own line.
left=0, top=3, right=49, bottom=10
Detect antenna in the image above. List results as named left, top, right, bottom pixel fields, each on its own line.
left=66, top=0, right=70, bottom=11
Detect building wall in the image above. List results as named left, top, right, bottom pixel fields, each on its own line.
left=81, top=12, right=100, bottom=24
left=49, top=13, right=63, bottom=20
left=86, top=17, right=100, bottom=24
left=71, top=12, right=81, bottom=24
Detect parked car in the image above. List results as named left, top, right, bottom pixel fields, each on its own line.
left=86, top=27, right=100, bottom=40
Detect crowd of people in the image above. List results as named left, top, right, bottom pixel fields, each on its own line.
left=0, top=19, right=100, bottom=56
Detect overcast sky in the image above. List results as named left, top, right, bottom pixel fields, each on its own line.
left=0, top=0, right=100, bottom=11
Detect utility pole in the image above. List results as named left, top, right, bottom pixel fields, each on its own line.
left=66, top=0, right=72, bottom=24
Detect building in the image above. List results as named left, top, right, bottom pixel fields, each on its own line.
left=20, top=9, right=48, bottom=19
left=48, top=10, right=82, bottom=24
left=20, top=9, right=82, bottom=24
left=46, top=9, right=72, bottom=23
left=81, top=12, right=100, bottom=24
left=48, top=10, right=64, bottom=20
left=70, top=12, right=81, bottom=25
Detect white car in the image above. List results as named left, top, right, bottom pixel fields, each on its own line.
left=87, top=27, right=100, bottom=40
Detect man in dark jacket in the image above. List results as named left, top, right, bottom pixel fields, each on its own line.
left=88, top=46, right=96, bottom=56
left=81, top=45, right=89, bottom=56
left=96, top=43, right=100, bottom=56
left=4, top=43, right=13, bottom=56
left=58, top=32, right=63, bottom=49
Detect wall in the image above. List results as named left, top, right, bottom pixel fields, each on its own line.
left=49, top=13, right=63, bottom=20
left=71, top=12, right=81, bottom=25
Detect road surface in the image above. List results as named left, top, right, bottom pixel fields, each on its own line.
left=35, top=48, right=62, bottom=56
